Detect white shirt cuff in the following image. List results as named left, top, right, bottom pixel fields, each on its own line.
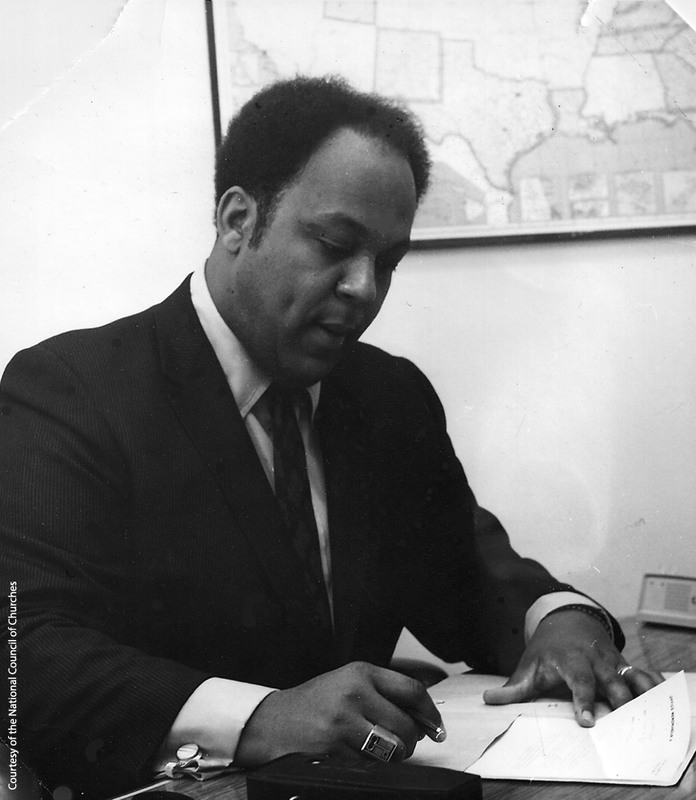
left=524, top=591, right=609, bottom=643
left=153, top=677, right=276, bottom=776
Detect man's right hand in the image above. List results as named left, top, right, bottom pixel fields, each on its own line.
left=233, top=661, right=442, bottom=766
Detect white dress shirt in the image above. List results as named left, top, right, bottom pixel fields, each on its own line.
left=153, top=263, right=608, bottom=776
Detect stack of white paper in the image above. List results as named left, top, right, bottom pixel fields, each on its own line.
left=413, top=671, right=695, bottom=786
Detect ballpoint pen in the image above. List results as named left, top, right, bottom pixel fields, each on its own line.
left=411, top=710, right=447, bottom=743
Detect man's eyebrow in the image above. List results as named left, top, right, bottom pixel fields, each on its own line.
left=308, top=213, right=368, bottom=237
left=309, top=213, right=412, bottom=251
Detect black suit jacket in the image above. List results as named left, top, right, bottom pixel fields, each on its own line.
left=0, top=277, right=620, bottom=797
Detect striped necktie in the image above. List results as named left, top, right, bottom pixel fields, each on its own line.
left=264, top=383, right=332, bottom=632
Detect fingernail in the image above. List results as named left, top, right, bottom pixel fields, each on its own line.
left=580, top=710, right=594, bottom=726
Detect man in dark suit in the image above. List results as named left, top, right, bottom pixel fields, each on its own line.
left=0, top=77, right=658, bottom=798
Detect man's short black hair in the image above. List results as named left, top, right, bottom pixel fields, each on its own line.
left=214, top=75, right=431, bottom=245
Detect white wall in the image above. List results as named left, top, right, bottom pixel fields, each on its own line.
left=0, top=0, right=215, bottom=363
left=365, top=235, right=696, bottom=618
left=1, top=0, right=694, bottom=623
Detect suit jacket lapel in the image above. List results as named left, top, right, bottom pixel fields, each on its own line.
left=152, top=279, right=336, bottom=664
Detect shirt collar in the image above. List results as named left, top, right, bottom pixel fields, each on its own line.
left=189, top=263, right=320, bottom=418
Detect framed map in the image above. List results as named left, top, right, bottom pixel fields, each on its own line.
left=207, top=0, right=696, bottom=243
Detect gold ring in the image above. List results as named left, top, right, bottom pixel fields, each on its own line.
left=360, top=724, right=399, bottom=762
left=617, top=665, right=634, bottom=677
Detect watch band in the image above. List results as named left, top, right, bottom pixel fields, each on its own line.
left=544, top=603, right=614, bottom=641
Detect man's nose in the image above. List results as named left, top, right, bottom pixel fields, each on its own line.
left=336, top=255, right=377, bottom=304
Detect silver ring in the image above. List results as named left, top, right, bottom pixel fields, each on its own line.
left=360, top=724, right=398, bottom=762
left=617, top=665, right=634, bottom=677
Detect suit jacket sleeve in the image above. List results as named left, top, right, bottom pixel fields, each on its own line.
left=356, top=354, right=623, bottom=675
left=0, top=344, right=211, bottom=797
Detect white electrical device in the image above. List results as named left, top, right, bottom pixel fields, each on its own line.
left=637, top=574, right=696, bottom=629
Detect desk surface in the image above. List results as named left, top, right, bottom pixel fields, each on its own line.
left=127, top=618, right=696, bottom=800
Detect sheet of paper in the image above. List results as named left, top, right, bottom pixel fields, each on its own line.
left=411, top=672, right=612, bottom=771
left=413, top=671, right=696, bottom=786
left=468, top=672, right=693, bottom=785
left=592, top=672, right=691, bottom=781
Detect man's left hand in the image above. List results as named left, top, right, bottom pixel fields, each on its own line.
left=482, top=609, right=662, bottom=726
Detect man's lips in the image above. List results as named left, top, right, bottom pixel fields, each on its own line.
left=309, top=320, right=359, bottom=350
left=319, top=321, right=355, bottom=337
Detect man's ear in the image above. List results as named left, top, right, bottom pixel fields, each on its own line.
left=216, top=187, right=257, bottom=254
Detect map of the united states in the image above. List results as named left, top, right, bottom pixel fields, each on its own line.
left=214, top=0, right=696, bottom=237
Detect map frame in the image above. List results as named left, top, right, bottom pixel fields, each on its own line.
left=205, top=0, right=696, bottom=245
